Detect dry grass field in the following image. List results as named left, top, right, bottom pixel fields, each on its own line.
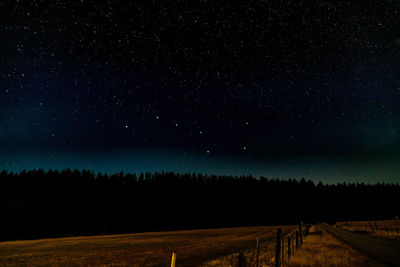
left=203, top=236, right=279, bottom=267
left=286, top=226, right=385, bottom=267
left=337, top=219, right=400, bottom=240
left=0, top=225, right=296, bottom=266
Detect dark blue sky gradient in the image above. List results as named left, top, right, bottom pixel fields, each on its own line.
left=1, top=1, right=400, bottom=182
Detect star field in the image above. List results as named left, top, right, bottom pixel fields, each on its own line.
left=1, top=0, right=400, bottom=182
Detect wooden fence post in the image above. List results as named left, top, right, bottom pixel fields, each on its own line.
left=281, top=236, right=285, bottom=267
left=287, top=237, right=291, bottom=260
left=238, top=252, right=245, bottom=267
left=295, top=231, right=299, bottom=250
left=298, top=223, right=303, bottom=244
left=256, top=237, right=259, bottom=267
left=171, top=251, right=177, bottom=267
left=275, top=229, right=282, bottom=267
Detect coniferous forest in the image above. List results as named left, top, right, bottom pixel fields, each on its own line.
left=1, top=169, right=399, bottom=241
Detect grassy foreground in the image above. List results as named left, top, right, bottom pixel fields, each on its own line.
left=0, top=225, right=296, bottom=266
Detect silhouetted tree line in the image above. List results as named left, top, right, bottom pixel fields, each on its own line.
left=0, top=169, right=399, bottom=241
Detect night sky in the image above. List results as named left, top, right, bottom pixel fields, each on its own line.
left=1, top=0, right=400, bottom=183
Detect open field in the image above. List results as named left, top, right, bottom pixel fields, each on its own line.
left=337, top=220, right=400, bottom=240
left=287, top=225, right=385, bottom=267
left=0, top=225, right=296, bottom=266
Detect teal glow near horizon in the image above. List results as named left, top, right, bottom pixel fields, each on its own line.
left=1, top=149, right=399, bottom=184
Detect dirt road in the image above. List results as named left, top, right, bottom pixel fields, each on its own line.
left=321, top=224, right=400, bottom=267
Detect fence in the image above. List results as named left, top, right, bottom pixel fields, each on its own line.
left=344, top=222, right=400, bottom=234
left=170, top=223, right=311, bottom=267
left=274, top=223, right=311, bottom=267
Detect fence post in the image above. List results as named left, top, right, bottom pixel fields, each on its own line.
left=238, top=252, right=245, bottom=267
left=298, top=223, right=303, bottom=244
left=295, top=231, right=299, bottom=250
left=287, top=237, right=291, bottom=260
left=374, top=222, right=378, bottom=231
left=275, top=229, right=282, bottom=267
left=171, top=251, right=177, bottom=267
left=281, top=236, right=285, bottom=267
left=256, top=237, right=259, bottom=267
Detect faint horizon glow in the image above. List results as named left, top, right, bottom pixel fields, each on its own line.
left=1, top=148, right=399, bottom=184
